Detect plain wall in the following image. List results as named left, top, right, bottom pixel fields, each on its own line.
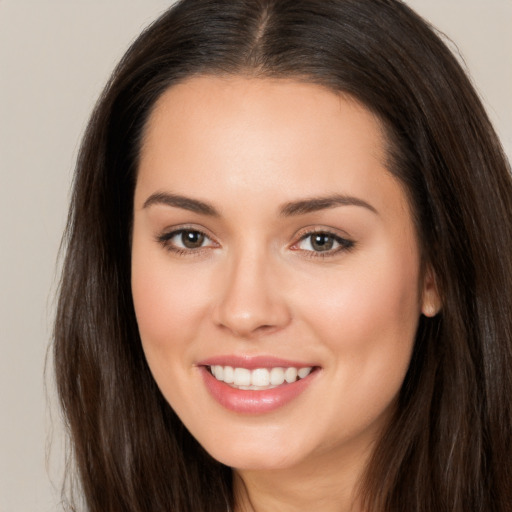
left=0, top=1, right=510, bottom=511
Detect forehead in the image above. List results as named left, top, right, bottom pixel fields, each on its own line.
left=142, top=75, right=386, bottom=158
left=136, top=75, right=408, bottom=221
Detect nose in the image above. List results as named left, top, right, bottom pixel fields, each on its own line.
left=212, top=249, right=292, bottom=339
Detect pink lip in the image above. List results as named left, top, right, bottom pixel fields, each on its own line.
left=197, top=356, right=320, bottom=414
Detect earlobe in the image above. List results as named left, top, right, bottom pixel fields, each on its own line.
left=421, top=266, right=442, bottom=317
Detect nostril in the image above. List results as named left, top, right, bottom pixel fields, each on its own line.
left=221, top=322, right=286, bottom=339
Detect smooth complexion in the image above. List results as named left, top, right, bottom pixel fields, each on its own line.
left=131, top=76, right=440, bottom=512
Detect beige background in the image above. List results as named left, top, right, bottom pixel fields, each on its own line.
left=0, top=1, right=510, bottom=511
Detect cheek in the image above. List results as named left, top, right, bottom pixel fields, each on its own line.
left=131, top=240, right=212, bottom=366
left=133, top=270, right=199, bottom=341
left=304, top=252, right=419, bottom=338
left=131, top=248, right=216, bottom=418
left=298, top=244, right=421, bottom=402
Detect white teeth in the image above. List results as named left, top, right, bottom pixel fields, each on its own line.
left=223, top=365, right=234, bottom=384
left=270, top=367, right=285, bottom=385
left=233, top=367, right=251, bottom=386
left=284, top=367, right=298, bottom=383
left=252, top=368, right=270, bottom=387
left=209, top=365, right=314, bottom=389
left=298, top=367, right=312, bottom=379
left=212, top=365, right=223, bottom=380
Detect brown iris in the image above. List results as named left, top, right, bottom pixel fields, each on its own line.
left=181, top=230, right=205, bottom=249
left=310, top=233, right=335, bottom=251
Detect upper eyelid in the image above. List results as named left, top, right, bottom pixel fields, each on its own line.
left=162, top=228, right=214, bottom=242
left=292, top=226, right=353, bottom=242
left=158, top=225, right=215, bottom=240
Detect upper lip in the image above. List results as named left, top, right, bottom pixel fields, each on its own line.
left=196, top=355, right=318, bottom=370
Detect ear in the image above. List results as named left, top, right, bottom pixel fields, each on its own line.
left=421, top=265, right=441, bottom=317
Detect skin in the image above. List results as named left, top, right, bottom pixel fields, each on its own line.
left=131, top=76, right=440, bottom=511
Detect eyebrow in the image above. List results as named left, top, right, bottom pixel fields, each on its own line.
left=142, top=192, right=377, bottom=217
left=279, top=194, right=378, bottom=216
left=143, top=192, right=220, bottom=216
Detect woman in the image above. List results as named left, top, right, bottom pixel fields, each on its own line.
left=54, top=0, right=512, bottom=511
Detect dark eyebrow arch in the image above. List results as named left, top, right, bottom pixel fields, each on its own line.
left=280, top=194, right=378, bottom=216
left=143, top=192, right=220, bottom=216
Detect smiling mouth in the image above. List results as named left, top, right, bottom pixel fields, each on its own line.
left=207, top=365, right=315, bottom=390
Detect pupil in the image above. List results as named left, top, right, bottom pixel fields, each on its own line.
left=182, top=231, right=204, bottom=249
left=312, top=234, right=333, bottom=251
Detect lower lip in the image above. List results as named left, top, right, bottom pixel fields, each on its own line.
left=200, top=367, right=319, bottom=414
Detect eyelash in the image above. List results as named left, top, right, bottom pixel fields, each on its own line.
left=156, top=228, right=355, bottom=258
left=156, top=227, right=217, bottom=256
left=292, top=229, right=355, bottom=258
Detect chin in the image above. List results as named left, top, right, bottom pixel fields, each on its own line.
left=195, top=425, right=315, bottom=471
left=210, top=447, right=300, bottom=472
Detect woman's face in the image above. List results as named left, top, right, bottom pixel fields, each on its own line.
left=131, top=76, right=438, bottom=473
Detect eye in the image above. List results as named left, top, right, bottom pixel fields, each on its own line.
left=157, top=228, right=216, bottom=253
left=294, top=231, right=354, bottom=254
left=175, top=230, right=207, bottom=249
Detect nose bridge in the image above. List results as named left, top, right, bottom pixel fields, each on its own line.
left=213, top=241, right=291, bottom=337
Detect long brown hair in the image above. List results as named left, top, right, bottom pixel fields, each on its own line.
left=54, top=1, right=512, bottom=510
